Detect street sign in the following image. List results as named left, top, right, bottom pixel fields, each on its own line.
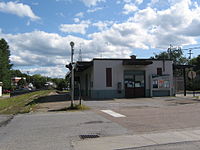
left=188, top=71, right=196, bottom=79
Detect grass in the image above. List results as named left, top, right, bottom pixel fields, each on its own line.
left=0, top=90, right=54, bottom=114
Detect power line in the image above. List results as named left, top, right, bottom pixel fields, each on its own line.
left=181, top=46, right=200, bottom=51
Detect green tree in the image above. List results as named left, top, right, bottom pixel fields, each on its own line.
left=188, top=55, right=200, bottom=90
left=151, top=48, right=188, bottom=65
left=0, top=39, right=12, bottom=90
left=31, top=74, right=46, bottom=89
left=189, top=55, right=200, bottom=73
left=10, top=69, right=26, bottom=77
left=56, top=79, right=67, bottom=90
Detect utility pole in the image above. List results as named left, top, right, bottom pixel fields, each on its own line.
left=188, top=49, right=193, bottom=59
left=168, top=44, right=173, bottom=59
left=70, top=41, right=75, bottom=108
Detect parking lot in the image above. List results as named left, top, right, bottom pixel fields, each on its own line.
left=85, top=96, right=200, bottom=134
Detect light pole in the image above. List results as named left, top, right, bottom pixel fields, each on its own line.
left=70, top=41, right=75, bottom=107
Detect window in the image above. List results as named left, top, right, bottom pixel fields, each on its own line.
left=157, top=68, right=162, bottom=76
left=106, top=68, right=112, bottom=87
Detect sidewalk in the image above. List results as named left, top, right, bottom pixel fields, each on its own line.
left=74, top=129, right=200, bottom=150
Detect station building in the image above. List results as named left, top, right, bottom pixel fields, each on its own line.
left=68, top=55, right=174, bottom=99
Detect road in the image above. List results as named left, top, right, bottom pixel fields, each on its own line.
left=0, top=112, right=127, bottom=150
left=1, top=94, right=200, bottom=149
left=129, top=141, right=200, bottom=150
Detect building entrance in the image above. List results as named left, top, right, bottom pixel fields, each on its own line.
left=124, top=70, right=145, bottom=98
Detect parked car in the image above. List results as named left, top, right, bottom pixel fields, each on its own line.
left=3, top=89, right=11, bottom=94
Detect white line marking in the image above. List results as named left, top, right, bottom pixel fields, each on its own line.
left=101, top=110, right=126, bottom=117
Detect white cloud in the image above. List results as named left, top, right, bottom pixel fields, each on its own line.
left=75, top=12, right=84, bottom=18
left=118, top=0, right=143, bottom=5
left=123, top=3, right=138, bottom=14
left=135, top=0, right=143, bottom=5
left=1, top=0, right=200, bottom=77
left=20, top=66, right=66, bottom=78
left=80, top=0, right=105, bottom=7
left=74, top=18, right=80, bottom=23
left=87, top=7, right=103, bottom=13
left=0, top=29, right=132, bottom=77
left=123, top=0, right=131, bottom=3
left=59, top=20, right=91, bottom=34
left=0, top=30, right=87, bottom=77
left=126, top=0, right=199, bottom=48
left=0, top=1, right=40, bottom=21
left=148, top=0, right=159, bottom=6
left=93, top=21, right=114, bottom=31
left=56, top=12, right=65, bottom=17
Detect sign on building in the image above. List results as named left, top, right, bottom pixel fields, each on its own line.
left=150, top=74, right=171, bottom=97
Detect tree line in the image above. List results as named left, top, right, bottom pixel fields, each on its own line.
left=0, top=38, right=68, bottom=91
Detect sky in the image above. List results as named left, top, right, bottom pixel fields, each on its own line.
left=0, top=0, right=200, bottom=78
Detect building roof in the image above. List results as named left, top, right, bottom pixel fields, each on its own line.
left=66, top=57, right=172, bottom=73
left=76, top=61, right=93, bottom=72
left=93, top=58, right=172, bottom=61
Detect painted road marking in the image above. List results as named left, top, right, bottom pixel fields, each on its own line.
left=101, top=110, right=126, bottom=118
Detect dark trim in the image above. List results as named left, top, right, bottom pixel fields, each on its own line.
left=123, top=60, right=153, bottom=65
left=93, top=58, right=172, bottom=61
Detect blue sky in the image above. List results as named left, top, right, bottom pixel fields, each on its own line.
left=0, top=0, right=200, bottom=77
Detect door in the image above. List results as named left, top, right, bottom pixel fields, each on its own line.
left=124, top=71, right=145, bottom=98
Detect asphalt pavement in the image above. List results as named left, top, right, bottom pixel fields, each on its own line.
left=0, top=115, right=13, bottom=127
left=0, top=112, right=128, bottom=150
left=1, top=95, right=200, bottom=150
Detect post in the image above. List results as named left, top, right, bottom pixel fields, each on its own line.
left=183, top=68, right=186, bottom=96
left=71, top=64, right=74, bottom=107
left=192, top=72, right=195, bottom=97
left=70, top=41, right=75, bottom=107
left=79, top=83, right=81, bottom=105
left=0, top=85, right=2, bottom=97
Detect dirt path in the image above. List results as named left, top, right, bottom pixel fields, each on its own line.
left=34, top=91, right=71, bottom=112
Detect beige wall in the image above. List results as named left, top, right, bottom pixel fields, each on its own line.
left=93, top=59, right=173, bottom=91
left=93, top=60, right=124, bottom=90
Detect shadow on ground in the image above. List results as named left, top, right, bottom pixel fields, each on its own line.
left=26, top=92, right=71, bottom=106
left=48, top=108, right=67, bottom=112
